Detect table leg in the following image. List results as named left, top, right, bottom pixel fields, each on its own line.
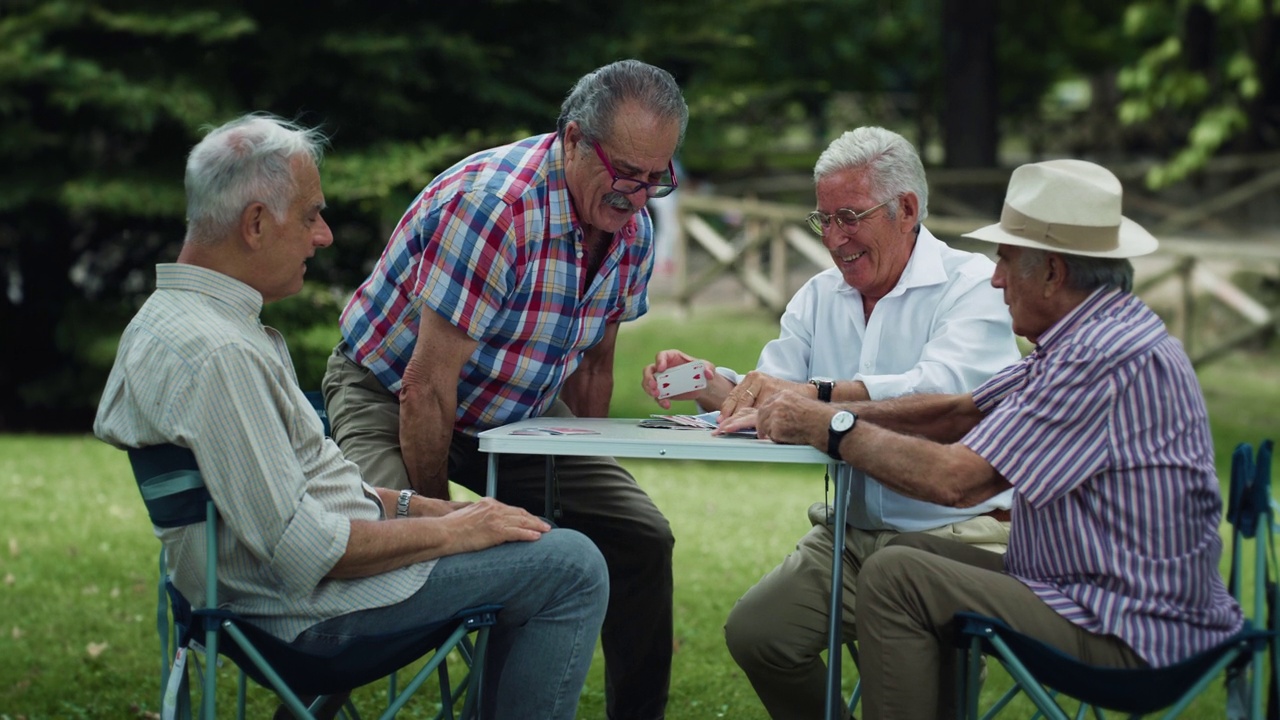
left=825, top=463, right=851, bottom=720
left=486, top=452, right=498, bottom=497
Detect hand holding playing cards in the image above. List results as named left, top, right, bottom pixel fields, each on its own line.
left=642, top=349, right=718, bottom=410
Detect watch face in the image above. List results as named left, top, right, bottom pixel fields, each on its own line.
left=830, top=411, right=854, bottom=432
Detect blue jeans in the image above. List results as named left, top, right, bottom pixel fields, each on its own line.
left=292, top=529, right=608, bottom=720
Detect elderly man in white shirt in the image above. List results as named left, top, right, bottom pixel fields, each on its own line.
left=642, top=126, right=1019, bottom=719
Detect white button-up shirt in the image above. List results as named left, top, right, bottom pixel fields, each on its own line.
left=721, top=227, right=1021, bottom=531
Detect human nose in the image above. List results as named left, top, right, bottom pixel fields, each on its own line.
left=314, top=215, right=334, bottom=248
left=991, top=262, right=1007, bottom=289
left=820, top=224, right=848, bottom=251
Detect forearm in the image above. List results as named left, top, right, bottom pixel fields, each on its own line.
left=828, top=379, right=870, bottom=403
left=328, top=516, right=460, bottom=578
left=841, top=392, right=982, bottom=443
left=561, top=367, right=612, bottom=417
left=372, top=487, right=467, bottom=518
left=399, top=383, right=455, bottom=498
left=826, top=421, right=1008, bottom=507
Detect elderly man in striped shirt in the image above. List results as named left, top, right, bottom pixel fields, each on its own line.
left=748, top=159, right=1244, bottom=720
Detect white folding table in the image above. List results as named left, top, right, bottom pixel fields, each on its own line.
left=478, top=417, right=853, bottom=720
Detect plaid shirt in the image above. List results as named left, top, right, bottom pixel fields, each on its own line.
left=339, top=133, right=653, bottom=433
left=963, top=288, right=1243, bottom=667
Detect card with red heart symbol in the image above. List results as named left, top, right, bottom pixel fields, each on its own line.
left=654, top=360, right=708, bottom=400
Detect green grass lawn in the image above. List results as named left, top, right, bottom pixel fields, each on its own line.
left=1, top=305, right=1276, bottom=718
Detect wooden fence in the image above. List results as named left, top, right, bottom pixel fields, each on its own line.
left=668, top=189, right=1280, bottom=369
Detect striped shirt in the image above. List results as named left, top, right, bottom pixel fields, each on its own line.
left=962, top=287, right=1243, bottom=667
left=95, top=264, right=434, bottom=642
left=338, top=133, right=653, bottom=433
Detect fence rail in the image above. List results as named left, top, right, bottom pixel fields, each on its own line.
left=670, top=192, right=1280, bottom=369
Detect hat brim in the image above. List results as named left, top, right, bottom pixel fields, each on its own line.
left=962, top=216, right=1158, bottom=258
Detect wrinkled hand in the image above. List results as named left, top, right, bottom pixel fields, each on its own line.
left=756, top=390, right=833, bottom=448
left=720, top=371, right=806, bottom=417
left=713, top=407, right=759, bottom=436
left=447, top=497, right=550, bottom=553
left=642, top=349, right=715, bottom=410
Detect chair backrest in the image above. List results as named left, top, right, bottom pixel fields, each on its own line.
left=127, top=440, right=501, bottom=716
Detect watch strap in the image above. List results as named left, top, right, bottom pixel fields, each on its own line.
left=396, top=489, right=418, bottom=518
left=810, top=378, right=834, bottom=402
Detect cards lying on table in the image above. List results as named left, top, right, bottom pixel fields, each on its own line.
left=654, top=360, right=708, bottom=400
left=509, top=426, right=600, bottom=436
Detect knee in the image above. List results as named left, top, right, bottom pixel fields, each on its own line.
left=724, top=586, right=796, bottom=669
left=545, top=529, right=610, bottom=601
left=859, top=545, right=925, bottom=608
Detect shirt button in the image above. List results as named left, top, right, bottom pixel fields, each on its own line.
left=576, top=250, right=584, bottom=259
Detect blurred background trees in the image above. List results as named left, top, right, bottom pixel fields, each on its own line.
left=1, top=0, right=1275, bottom=430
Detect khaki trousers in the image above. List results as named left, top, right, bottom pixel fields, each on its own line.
left=321, top=348, right=674, bottom=720
left=857, top=533, right=1144, bottom=720
left=724, top=512, right=1010, bottom=720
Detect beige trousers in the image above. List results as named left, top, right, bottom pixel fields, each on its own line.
left=857, top=533, right=1144, bottom=720
left=724, top=511, right=1010, bottom=720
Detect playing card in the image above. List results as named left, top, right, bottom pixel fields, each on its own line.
left=654, top=360, right=708, bottom=400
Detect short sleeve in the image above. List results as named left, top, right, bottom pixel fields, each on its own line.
left=418, top=191, right=517, bottom=340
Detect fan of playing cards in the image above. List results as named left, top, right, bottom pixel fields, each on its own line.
left=639, top=411, right=759, bottom=437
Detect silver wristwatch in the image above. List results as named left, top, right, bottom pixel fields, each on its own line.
left=396, top=488, right=419, bottom=518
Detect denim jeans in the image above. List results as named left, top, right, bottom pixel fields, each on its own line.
left=292, top=529, right=608, bottom=720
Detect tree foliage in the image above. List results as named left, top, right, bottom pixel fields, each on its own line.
left=1119, top=0, right=1280, bottom=187
left=0, top=0, right=1265, bottom=429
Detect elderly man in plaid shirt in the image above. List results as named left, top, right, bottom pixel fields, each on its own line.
left=322, top=60, right=687, bottom=720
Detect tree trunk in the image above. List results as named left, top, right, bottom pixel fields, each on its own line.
left=941, top=0, right=999, bottom=170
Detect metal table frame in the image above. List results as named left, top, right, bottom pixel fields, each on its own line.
left=478, top=417, right=853, bottom=720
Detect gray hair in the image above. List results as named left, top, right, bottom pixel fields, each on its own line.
left=1018, top=248, right=1135, bottom=293
left=556, top=59, right=688, bottom=148
left=184, top=113, right=327, bottom=245
left=813, top=127, right=929, bottom=223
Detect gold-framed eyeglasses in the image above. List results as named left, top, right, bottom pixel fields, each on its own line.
left=804, top=197, right=894, bottom=236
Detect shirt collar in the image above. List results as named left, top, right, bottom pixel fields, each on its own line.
left=155, top=263, right=264, bottom=319
left=1034, top=285, right=1126, bottom=351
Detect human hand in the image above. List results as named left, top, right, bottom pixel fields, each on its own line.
left=713, top=407, right=759, bottom=436
left=755, top=390, right=832, bottom=448
left=642, top=349, right=715, bottom=410
left=447, top=497, right=550, bottom=552
left=720, top=371, right=807, bottom=417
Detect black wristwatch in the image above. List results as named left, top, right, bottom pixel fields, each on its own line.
left=809, top=377, right=835, bottom=402
left=827, top=410, right=856, bottom=461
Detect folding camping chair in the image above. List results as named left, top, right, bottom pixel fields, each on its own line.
left=129, top=442, right=498, bottom=720
left=953, top=440, right=1277, bottom=720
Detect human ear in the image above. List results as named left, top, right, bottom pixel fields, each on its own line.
left=240, top=203, right=267, bottom=251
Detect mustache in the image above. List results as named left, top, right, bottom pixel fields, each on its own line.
left=603, top=192, right=637, bottom=211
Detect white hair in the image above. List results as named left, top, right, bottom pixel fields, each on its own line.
left=813, top=126, right=929, bottom=222
left=183, top=113, right=327, bottom=245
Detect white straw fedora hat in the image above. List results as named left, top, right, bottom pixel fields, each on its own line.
left=963, top=159, right=1158, bottom=258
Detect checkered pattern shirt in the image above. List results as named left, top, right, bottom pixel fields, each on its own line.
left=338, top=133, right=653, bottom=433
left=95, top=264, right=434, bottom=642
left=963, top=287, right=1243, bottom=667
